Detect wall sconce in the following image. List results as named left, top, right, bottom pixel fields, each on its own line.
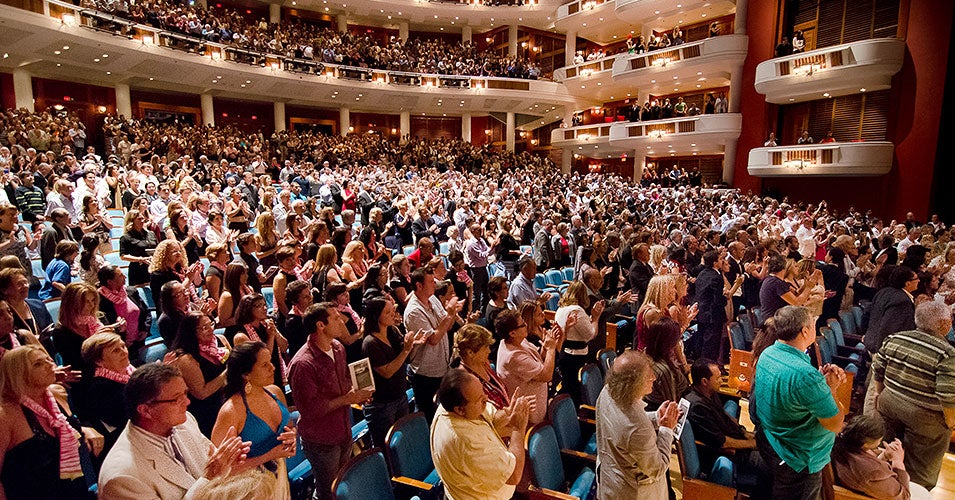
left=210, top=49, right=221, bottom=61
left=792, top=63, right=823, bottom=77
left=53, top=104, right=65, bottom=111
left=391, top=128, right=397, bottom=134
left=648, top=130, right=665, bottom=139
left=96, top=105, right=107, bottom=113
left=348, top=126, right=355, bottom=132
left=652, top=57, right=671, bottom=67
left=484, top=129, right=491, bottom=135
left=142, top=34, right=154, bottom=45
left=784, top=159, right=813, bottom=170
left=530, top=139, right=538, bottom=145
left=61, top=13, right=77, bottom=26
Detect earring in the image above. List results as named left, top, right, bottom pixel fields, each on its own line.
left=245, top=381, right=253, bottom=394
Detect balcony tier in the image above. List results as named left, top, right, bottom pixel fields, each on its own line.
left=747, top=142, right=894, bottom=177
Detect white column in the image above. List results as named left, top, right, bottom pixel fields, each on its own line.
left=400, top=111, right=411, bottom=143
left=729, top=70, right=742, bottom=113
left=339, top=107, right=350, bottom=136
left=563, top=109, right=575, bottom=128
left=336, top=14, right=347, bottom=33
left=722, top=142, right=737, bottom=185
left=273, top=102, right=286, bottom=132
left=399, top=21, right=409, bottom=43
left=508, top=25, right=518, bottom=57
left=115, top=83, right=131, bottom=119
left=462, top=26, right=472, bottom=44
left=632, top=152, right=646, bottom=183
left=564, top=30, right=576, bottom=67
left=12, top=69, right=33, bottom=113
left=734, top=0, right=748, bottom=35
left=200, top=93, right=214, bottom=127
left=505, top=112, right=516, bottom=152
left=269, top=3, right=280, bottom=24
left=561, top=149, right=572, bottom=175
left=461, top=113, right=472, bottom=142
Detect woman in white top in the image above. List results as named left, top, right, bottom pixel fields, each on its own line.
left=554, top=281, right=604, bottom=405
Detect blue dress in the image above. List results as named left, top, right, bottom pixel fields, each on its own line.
left=239, top=388, right=292, bottom=499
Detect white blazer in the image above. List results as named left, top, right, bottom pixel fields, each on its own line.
left=98, top=413, right=212, bottom=500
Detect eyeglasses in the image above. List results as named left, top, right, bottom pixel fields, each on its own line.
left=149, top=392, right=188, bottom=405
left=516, top=323, right=527, bottom=329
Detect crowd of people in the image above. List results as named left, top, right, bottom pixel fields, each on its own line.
left=79, top=0, right=545, bottom=79
left=640, top=165, right=704, bottom=188
left=0, top=104, right=953, bottom=500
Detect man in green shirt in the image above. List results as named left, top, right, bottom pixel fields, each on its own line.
left=753, top=306, right=846, bottom=500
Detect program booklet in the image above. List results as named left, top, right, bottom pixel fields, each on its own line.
left=348, top=358, right=375, bottom=392
left=673, top=398, right=692, bottom=438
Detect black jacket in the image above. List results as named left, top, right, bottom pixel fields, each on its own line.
left=864, top=287, right=916, bottom=353
left=695, top=267, right=727, bottom=325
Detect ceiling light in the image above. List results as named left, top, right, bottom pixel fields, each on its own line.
left=54, top=50, right=61, bottom=55
left=106, top=71, right=111, bottom=75
left=63, top=45, right=69, bottom=50
left=860, top=88, right=866, bottom=92
left=102, top=54, right=108, bottom=57
left=149, top=77, right=154, bottom=80
left=94, top=58, right=100, bottom=62
left=823, top=92, right=830, bottom=97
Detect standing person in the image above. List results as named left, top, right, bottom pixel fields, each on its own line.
left=595, top=350, right=680, bottom=500
left=404, top=267, right=462, bottom=423
left=870, top=300, right=955, bottom=490
left=864, top=266, right=918, bottom=355
left=465, top=223, right=497, bottom=314
left=495, top=308, right=563, bottom=424
left=119, top=211, right=157, bottom=287
left=629, top=243, right=654, bottom=310
left=430, top=369, right=531, bottom=500
left=692, top=250, right=728, bottom=361
left=555, top=281, right=604, bottom=404
left=753, top=306, right=846, bottom=500
left=533, top=219, right=555, bottom=271
left=288, top=303, right=374, bottom=500
left=40, top=208, right=74, bottom=270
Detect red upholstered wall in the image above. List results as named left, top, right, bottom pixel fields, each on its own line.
left=736, top=0, right=954, bottom=220
left=213, top=97, right=274, bottom=133
left=0, top=73, right=15, bottom=110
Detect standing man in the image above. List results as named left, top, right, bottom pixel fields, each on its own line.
left=595, top=350, right=679, bottom=499
left=533, top=219, right=555, bottom=271
left=14, top=171, right=45, bottom=222
left=40, top=208, right=75, bottom=269
left=465, top=223, right=497, bottom=314
left=693, top=250, right=728, bottom=361
left=430, top=369, right=530, bottom=500
left=628, top=243, right=653, bottom=312
left=753, top=306, right=845, bottom=500
left=871, top=300, right=955, bottom=490
left=404, top=267, right=462, bottom=423
left=289, top=303, right=375, bottom=500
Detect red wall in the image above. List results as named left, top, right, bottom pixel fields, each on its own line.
left=32, top=76, right=116, bottom=148
left=410, top=116, right=461, bottom=141
left=735, top=0, right=954, bottom=220
left=0, top=73, right=15, bottom=110
left=214, top=97, right=274, bottom=133
left=351, top=112, right=400, bottom=138
left=471, top=115, right=490, bottom=146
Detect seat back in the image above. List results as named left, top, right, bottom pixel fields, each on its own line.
left=142, top=341, right=168, bottom=364
left=839, top=311, right=857, bottom=336
left=546, top=293, right=560, bottom=312
left=438, top=241, right=450, bottom=256
left=561, top=267, right=575, bottom=283
left=676, top=419, right=703, bottom=480
left=827, top=319, right=846, bottom=346
left=727, top=349, right=754, bottom=392
left=547, top=394, right=583, bottom=451
left=545, top=269, right=564, bottom=287
left=332, top=450, right=396, bottom=500
left=45, top=298, right=61, bottom=325
left=596, top=348, right=616, bottom=376
left=534, top=273, right=547, bottom=290
left=525, top=424, right=567, bottom=491
left=137, top=286, right=156, bottom=311
left=752, top=307, right=764, bottom=326
left=578, top=363, right=604, bottom=407
left=385, top=413, right=435, bottom=482
left=402, top=245, right=415, bottom=256
left=727, top=322, right=746, bottom=351
left=851, top=306, right=864, bottom=333
left=816, top=333, right=833, bottom=365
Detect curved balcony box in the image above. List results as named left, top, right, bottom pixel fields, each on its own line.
left=554, top=55, right=618, bottom=89
left=611, top=35, right=748, bottom=87
left=754, top=38, right=905, bottom=104
left=614, top=0, right=686, bottom=24
left=607, top=113, right=742, bottom=154
left=747, top=141, right=894, bottom=177
left=557, top=0, right=615, bottom=23
left=550, top=123, right=614, bottom=148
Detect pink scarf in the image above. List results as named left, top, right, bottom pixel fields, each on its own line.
left=210, top=261, right=227, bottom=273
left=94, top=364, right=135, bottom=384
left=99, top=286, right=127, bottom=306
left=198, top=336, right=228, bottom=365
left=0, top=332, right=22, bottom=358
left=20, top=390, right=82, bottom=480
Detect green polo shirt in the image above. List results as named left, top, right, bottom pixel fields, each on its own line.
left=753, top=341, right=839, bottom=474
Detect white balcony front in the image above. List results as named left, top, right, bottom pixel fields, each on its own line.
left=550, top=123, right=614, bottom=147
left=754, top=38, right=905, bottom=104
left=611, top=35, right=748, bottom=92
left=608, top=113, right=742, bottom=155
left=747, top=142, right=894, bottom=177
left=614, top=0, right=735, bottom=27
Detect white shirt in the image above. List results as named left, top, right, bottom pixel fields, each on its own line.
left=795, top=225, right=817, bottom=259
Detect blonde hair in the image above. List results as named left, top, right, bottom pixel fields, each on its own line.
left=649, top=244, right=666, bottom=271
left=254, top=212, right=276, bottom=246
left=642, top=275, right=675, bottom=309
left=81, top=332, right=124, bottom=367
left=192, top=468, right=276, bottom=500
left=205, top=242, right=228, bottom=260
left=149, top=240, right=187, bottom=273
left=313, top=244, right=338, bottom=272
left=454, top=324, right=494, bottom=359
left=60, top=282, right=101, bottom=333
left=0, top=345, right=49, bottom=404
left=342, top=240, right=365, bottom=265
left=558, top=281, right=590, bottom=309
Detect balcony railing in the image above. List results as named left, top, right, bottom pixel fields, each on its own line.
left=46, top=0, right=543, bottom=92
left=611, top=35, right=748, bottom=80
left=747, top=142, right=894, bottom=177
left=553, top=54, right=618, bottom=81
left=754, top=38, right=905, bottom=104
left=557, top=0, right=612, bottom=19
left=552, top=113, right=741, bottom=152
left=550, top=123, right=614, bottom=145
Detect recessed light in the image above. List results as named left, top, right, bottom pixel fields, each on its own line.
left=789, top=98, right=795, bottom=101
left=673, top=76, right=678, bottom=79
left=860, top=88, right=866, bottom=92
left=651, top=79, right=656, bottom=83
left=56, top=63, right=61, bottom=67
left=246, top=80, right=251, bottom=84
left=94, top=58, right=100, bottom=62
left=149, top=77, right=154, bottom=80
left=654, top=10, right=660, bottom=14
left=102, top=54, right=108, bottom=57
left=63, top=45, right=69, bottom=50
left=823, top=92, right=830, bottom=97
left=54, top=50, right=61, bottom=55
left=106, top=71, right=111, bottom=75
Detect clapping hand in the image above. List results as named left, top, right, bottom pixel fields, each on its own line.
left=542, top=324, right=563, bottom=350
left=657, top=400, right=680, bottom=429
left=821, top=363, right=846, bottom=389
left=444, top=296, right=463, bottom=316
left=270, top=424, right=298, bottom=460
left=403, top=330, right=429, bottom=351
left=505, top=396, right=533, bottom=431
left=592, top=300, right=606, bottom=317
left=205, top=426, right=251, bottom=480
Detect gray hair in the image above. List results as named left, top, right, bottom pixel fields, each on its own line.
left=915, top=300, right=952, bottom=335
left=771, top=306, right=813, bottom=342
left=606, top=350, right=652, bottom=407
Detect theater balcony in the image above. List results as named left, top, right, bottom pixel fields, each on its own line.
left=553, top=54, right=618, bottom=98
left=555, top=0, right=632, bottom=45
left=550, top=122, right=614, bottom=148
left=610, top=35, right=748, bottom=90
left=746, top=141, right=894, bottom=177
left=607, top=113, right=742, bottom=155
left=613, top=0, right=735, bottom=26
left=754, top=38, right=905, bottom=104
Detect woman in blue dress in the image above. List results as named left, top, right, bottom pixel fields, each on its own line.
left=211, top=341, right=296, bottom=499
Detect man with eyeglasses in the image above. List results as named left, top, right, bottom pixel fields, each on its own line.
left=39, top=208, right=75, bottom=269
left=99, top=363, right=251, bottom=499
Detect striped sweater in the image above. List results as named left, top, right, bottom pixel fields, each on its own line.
left=872, top=329, right=955, bottom=412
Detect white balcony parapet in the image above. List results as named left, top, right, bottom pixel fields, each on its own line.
left=550, top=123, right=614, bottom=146
left=747, top=142, right=894, bottom=177
left=608, top=113, right=741, bottom=148
left=611, top=35, right=748, bottom=82
left=754, top=38, right=905, bottom=104
left=554, top=54, right=619, bottom=82
left=557, top=0, right=613, bottom=20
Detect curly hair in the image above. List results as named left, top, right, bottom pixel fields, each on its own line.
left=149, top=239, right=187, bottom=273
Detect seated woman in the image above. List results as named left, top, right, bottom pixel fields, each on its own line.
left=227, top=294, right=289, bottom=387
left=643, top=318, right=690, bottom=411
left=203, top=242, right=230, bottom=304
left=0, top=345, right=101, bottom=500
left=495, top=308, right=563, bottom=424
left=79, top=332, right=133, bottom=459
left=97, top=265, right=150, bottom=356
left=52, top=282, right=125, bottom=376
left=0, top=299, right=42, bottom=357
left=282, top=280, right=313, bottom=357
left=833, top=414, right=931, bottom=500
left=211, top=341, right=296, bottom=499
left=361, top=297, right=425, bottom=448
left=217, top=262, right=251, bottom=329
left=39, top=240, right=79, bottom=300
left=0, top=268, right=53, bottom=340
left=149, top=239, right=203, bottom=318
left=169, top=312, right=229, bottom=437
